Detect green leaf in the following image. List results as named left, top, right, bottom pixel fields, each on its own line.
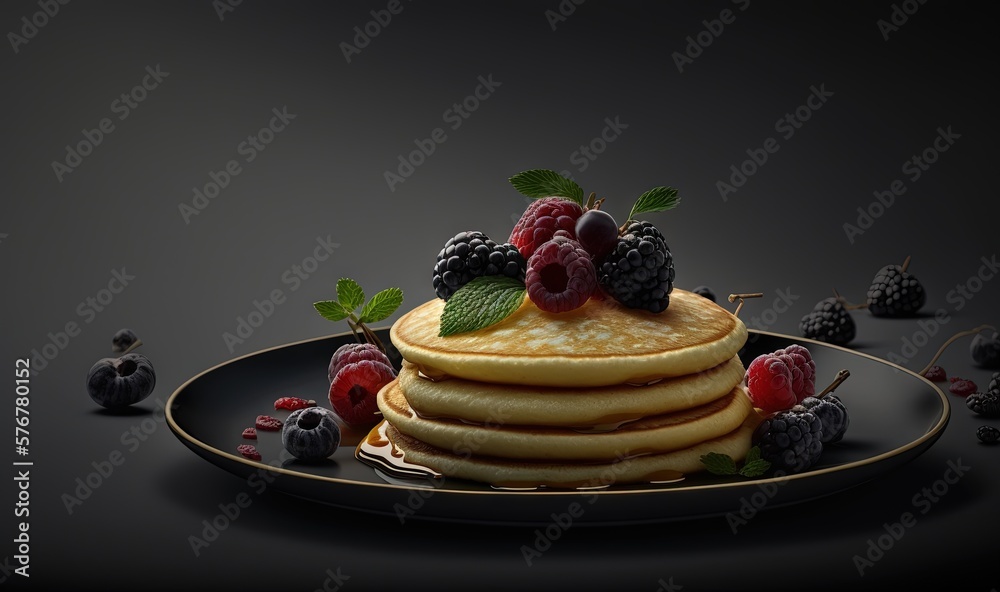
left=509, top=169, right=584, bottom=204
left=626, top=186, right=680, bottom=222
left=313, top=300, right=351, bottom=322
left=739, top=459, right=772, bottom=478
left=336, top=278, right=365, bottom=312
left=439, top=276, right=526, bottom=337
left=699, top=452, right=738, bottom=476
left=745, top=445, right=762, bottom=464
left=359, top=287, right=404, bottom=324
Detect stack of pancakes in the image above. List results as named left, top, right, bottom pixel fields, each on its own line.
left=369, top=289, right=758, bottom=488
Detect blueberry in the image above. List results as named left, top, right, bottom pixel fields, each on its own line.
left=692, top=285, right=716, bottom=302
left=282, top=407, right=341, bottom=462
left=797, top=395, right=849, bottom=444
left=86, top=353, right=156, bottom=408
left=970, top=332, right=1000, bottom=369
left=112, top=328, right=140, bottom=353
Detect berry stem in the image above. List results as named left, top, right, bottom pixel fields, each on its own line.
left=347, top=317, right=387, bottom=355
left=584, top=192, right=598, bottom=210
left=120, top=339, right=143, bottom=355
left=815, top=369, right=850, bottom=399
left=727, top=293, right=763, bottom=318
left=917, top=324, right=997, bottom=376
left=900, top=255, right=911, bottom=274
left=833, top=288, right=868, bottom=310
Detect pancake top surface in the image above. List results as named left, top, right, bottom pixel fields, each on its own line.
left=390, top=288, right=747, bottom=387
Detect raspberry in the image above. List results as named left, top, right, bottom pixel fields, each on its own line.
left=773, top=344, right=816, bottom=402
left=525, top=237, right=597, bottom=313
left=274, top=397, right=317, bottom=411
left=237, top=444, right=262, bottom=461
left=255, top=414, right=283, bottom=431
left=241, top=427, right=257, bottom=439
left=329, top=359, right=396, bottom=428
left=753, top=408, right=824, bottom=474
left=923, top=365, right=947, bottom=382
left=432, top=231, right=526, bottom=300
left=598, top=221, right=675, bottom=313
left=949, top=377, right=977, bottom=397
left=865, top=260, right=926, bottom=317
left=966, top=391, right=1000, bottom=417
left=328, top=343, right=392, bottom=383
left=745, top=353, right=798, bottom=413
left=799, top=298, right=856, bottom=346
left=976, top=425, right=1000, bottom=444
left=509, top=197, right=584, bottom=259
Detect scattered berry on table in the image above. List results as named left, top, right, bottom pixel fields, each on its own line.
left=282, top=407, right=342, bottom=462
left=799, top=297, right=856, bottom=346
left=966, top=391, right=1000, bottom=417
left=525, top=236, right=597, bottom=313
left=274, top=396, right=317, bottom=411
left=948, top=377, right=977, bottom=397
left=86, top=353, right=156, bottom=409
left=111, top=328, right=139, bottom=353
left=329, top=359, right=396, bottom=428
left=989, top=372, right=1000, bottom=394
left=237, top=444, right=262, bottom=461
left=432, top=231, right=526, bottom=300
left=970, top=331, right=1000, bottom=369
left=509, top=197, right=585, bottom=259
left=255, top=414, right=283, bottom=431
left=598, top=220, right=675, bottom=313
left=241, top=427, right=257, bottom=439
left=976, top=425, right=1000, bottom=444
left=923, top=365, right=948, bottom=382
left=753, top=408, right=825, bottom=473
left=865, top=260, right=926, bottom=317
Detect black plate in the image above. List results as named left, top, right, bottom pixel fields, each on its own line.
left=166, top=329, right=949, bottom=526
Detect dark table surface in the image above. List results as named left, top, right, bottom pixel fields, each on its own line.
left=2, top=2, right=998, bottom=590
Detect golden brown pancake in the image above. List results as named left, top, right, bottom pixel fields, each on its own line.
left=378, top=378, right=753, bottom=461
left=397, top=356, right=745, bottom=428
left=380, top=413, right=761, bottom=488
left=390, top=289, right=747, bottom=387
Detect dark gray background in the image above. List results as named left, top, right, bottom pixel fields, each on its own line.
left=1, top=1, right=998, bottom=590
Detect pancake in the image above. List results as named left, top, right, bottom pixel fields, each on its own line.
left=397, top=356, right=745, bottom=428
left=380, top=413, right=761, bottom=488
left=390, top=289, right=747, bottom=387
left=378, top=379, right=753, bottom=461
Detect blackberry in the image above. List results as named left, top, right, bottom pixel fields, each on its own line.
left=432, top=231, right=526, bottom=300
left=966, top=391, right=1000, bottom=417
left=797, top=395, right=849, bottom=444
left=970, top=331, right=1000, bottom=369
left=799, top=297, right=856, bottom=346
left=752, top=409, right=824, bottom=474
left=598, top=221, right=675, bottom=313
left=989, top=372, right=1000, bottom=394
left=865, top=260, right=926, bottom=317
left=693, top=285, right=716, bottom=302
left=976, top=425, right=1000, bottom=444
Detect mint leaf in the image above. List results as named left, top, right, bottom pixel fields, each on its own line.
left=359, top=287, right=404, bottom=324
left=439, top=276, right=526, bottom=337
left=739, top=459, right=772, bottom=478
left=626, top=186, right=680, bottom=222
left=314, top=300, right=351, bottom=322
left=700, top=452, right=738, bottom=476
left=745, top=445, right=762, bottom=464
left=509, top=169, right=584, bottom=204
left=337, top=277, right=365, bottom=312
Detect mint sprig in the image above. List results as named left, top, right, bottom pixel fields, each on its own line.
left=314, top=278, right=403, bottom=352
left=439, top=276, right=526, bottom=337
left=626, top=186, right=680, bottom=223
left=509, top=169, right=584, bottom=205
left=700, top=446, right=771, bottom=478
